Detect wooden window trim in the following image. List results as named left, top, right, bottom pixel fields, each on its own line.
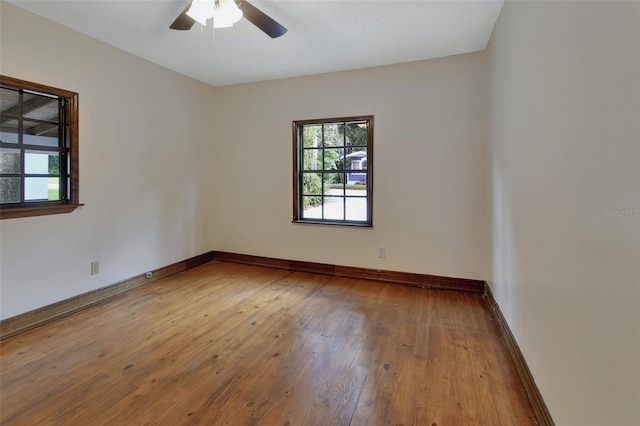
left=0, top=75, right=82, bottom=219
left=292, top=115, right=373, bottom=227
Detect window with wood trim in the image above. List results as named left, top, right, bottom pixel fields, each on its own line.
left=0, top=76, right=80, bottom=219
left=293, top=116, right=373, bottom=226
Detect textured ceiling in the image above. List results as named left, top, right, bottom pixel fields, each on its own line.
left=6, top=0, right=504, bottom=87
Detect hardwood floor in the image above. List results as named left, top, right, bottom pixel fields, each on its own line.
left=0, top=261, right=537, bottom=425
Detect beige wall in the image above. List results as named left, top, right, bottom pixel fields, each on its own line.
left=1, top=3, right=491, bottom=319
left=488, top=1, right=640, bottom=424
left=0, top=3, right=216, bottom=319
left=209, top=54, right=491, bottom=280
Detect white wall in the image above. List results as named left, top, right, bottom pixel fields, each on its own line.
left=488, top=2, right=640, bottom=425
left=208, top=53, right=490, bottom=280
left=0, top=3, right=216, bottom=319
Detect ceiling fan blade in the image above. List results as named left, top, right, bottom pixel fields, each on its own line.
left=170, top=3, right=195, bottom=30
left=237, top=0, right=287, bottom=39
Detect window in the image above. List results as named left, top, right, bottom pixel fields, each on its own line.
left=0, top=76, right=80, bottom=219
left=293, top=115, right=373, bottom=226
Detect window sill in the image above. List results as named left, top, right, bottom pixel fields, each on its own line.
left=0, top=203, right=84, bottom=220
left=292, top=219, right=373, bottom=228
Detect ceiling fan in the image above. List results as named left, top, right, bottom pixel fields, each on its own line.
left=170, top=0, right=287, bottom=39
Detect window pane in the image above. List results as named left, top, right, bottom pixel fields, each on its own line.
left=323, top=123, right=344, bottom=147
left=302, top=173, right=322, bottom=195
left=0, top=177, right=20, bottom=203
left=47, top=177, right=61, bottom=201
left=302, top=196, right=323, bottom=219
left=25, top=151, right=59, bottom=174
left=0, top=87, right=19, bottom=104
left=48, top=153, right=61, bottom=174
left=346, top=196, right=368, bottom=221
left=22, top=93, right=58, bottom=121
left=346, top=122, right=368, bottom=146
left=324, top=173, right=343, bottom=195
left=345, top=149, right=366, bottom=176
left=24, top=177, right=51, bottom=201
left=0, top=131, right=18, bottom=144
left=302, top=125, right=322, bottom=148
left=303, top=149, right=322, bottom=171
left=323, top=148, right=342, bottom=170
left=347, top=186, right=367, bottom=197
left=346, top=148, right=368, bottom=185
left=322, top=196, right=344, bottom=220
left=23, top=128, right=59, bottom=146
left=346, top=172, right=367, bottom=186
left=0, top=88, right=20, bottom=135
left=0, top=148, right=20, bottom=173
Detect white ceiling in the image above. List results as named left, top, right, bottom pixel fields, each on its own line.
left=7, top=0, right=504, bottom=87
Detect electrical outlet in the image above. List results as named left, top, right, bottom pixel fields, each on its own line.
left=377, top=247, right=386, bottom=258
left=145, top=271, right=153, bottom=279
left=91, top=261, right=100, bottom=275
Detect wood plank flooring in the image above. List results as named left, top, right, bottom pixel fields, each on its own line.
left=0, top=261, right=537, bottom=425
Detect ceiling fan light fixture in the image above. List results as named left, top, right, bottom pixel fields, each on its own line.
left=186, top=0, right=215, bottom=25
left=170, top=0, right=287, bottom=38
left=212, top=0, right=243, bottom=28
left=186, top=0, right=243, bottom=28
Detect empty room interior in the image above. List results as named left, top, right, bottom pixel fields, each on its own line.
left=0, top=1, right=638, bottom=425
